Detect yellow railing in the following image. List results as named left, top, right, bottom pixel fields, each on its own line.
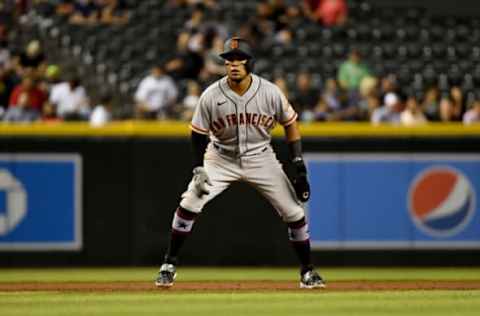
left=1, top=121, right=480, bottom=137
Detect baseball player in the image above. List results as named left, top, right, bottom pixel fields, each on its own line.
left=155, top=37, right=325, bottom=289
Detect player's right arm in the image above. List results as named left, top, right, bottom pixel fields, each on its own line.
left=189, top=91, right=212, bottom=196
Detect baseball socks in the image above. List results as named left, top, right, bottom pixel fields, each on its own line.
left=163, top=206, right=197, bottom=265
left=287, top=217, right=315, bottom=275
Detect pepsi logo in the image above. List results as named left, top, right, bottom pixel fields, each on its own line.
left=408, top=166, right=476, bottom=237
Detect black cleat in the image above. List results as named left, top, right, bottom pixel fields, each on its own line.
left=300, top=269, right=326, bottom=289
left=155, top=263, right=177, bottom=288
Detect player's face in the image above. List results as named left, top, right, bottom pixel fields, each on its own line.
left=225, top=58, right=248, bottom=82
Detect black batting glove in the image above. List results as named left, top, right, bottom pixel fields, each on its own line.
left=292, top=157, right=311, bottom=202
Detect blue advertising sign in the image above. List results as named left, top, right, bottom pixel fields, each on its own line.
left=305, top=153, right=480, bottom=249
left=0, top=154, right=82, bottom=251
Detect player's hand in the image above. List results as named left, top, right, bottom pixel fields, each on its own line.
left=192, top=166, right=212, bottom=197
left=292, top=158, right=310, bottom=202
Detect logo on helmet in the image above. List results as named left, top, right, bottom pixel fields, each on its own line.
left=230, top=38, right=239, bottom=49
left=408, top=166, right=476, bottom=238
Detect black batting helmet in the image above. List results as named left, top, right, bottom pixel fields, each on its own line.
left=219, top=37, right=255, bottom=72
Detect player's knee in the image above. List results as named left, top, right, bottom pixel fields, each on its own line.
left=281, top=206, right=305, bottom=223
left=180, top=192, right=206, bottom=214
left=171, top=206, right=198, bottom=234
left=287, top=217, right=310, bottom=242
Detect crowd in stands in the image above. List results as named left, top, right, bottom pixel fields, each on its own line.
left=1, top=0, right=479, bottom=125
left=0, top=0, right=125, bottom=125
left=0, top=33, right=110, bottom=124
left=132, top=0, right=480, bottom=125
left=32, top=0, right=130, bottom=25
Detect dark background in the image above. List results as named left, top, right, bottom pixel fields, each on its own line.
left=370, top=0, right=480, bottom=16
left=1, top=134, right=479, bottom=267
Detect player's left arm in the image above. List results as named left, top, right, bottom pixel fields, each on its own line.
left=284, top=121, right=310, bottom=202
left=275, top=81, right=310, bottom=202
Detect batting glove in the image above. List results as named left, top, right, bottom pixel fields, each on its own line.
left=192, top=166, right=212, bottom=197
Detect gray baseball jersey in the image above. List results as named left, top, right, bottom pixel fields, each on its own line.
left=190, top=74, right=297, bottom=156
left=181, top=74, right=304, bottom=222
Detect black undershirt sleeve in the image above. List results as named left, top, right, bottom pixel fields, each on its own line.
left=191, top=131, right=209, bottom=168
left=288, top=139, right=303, bottom=160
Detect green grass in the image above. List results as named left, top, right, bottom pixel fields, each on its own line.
left=1, top=267, right=480, bottom=316
left=1, top=291, right=479, bottom=316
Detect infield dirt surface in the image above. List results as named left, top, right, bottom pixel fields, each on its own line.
left=2, top=280, right=480, bottom=292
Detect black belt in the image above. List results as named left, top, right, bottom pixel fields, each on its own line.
left=213, top=144, right=268, bottom=157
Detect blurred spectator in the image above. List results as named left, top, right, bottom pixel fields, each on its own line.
left=167, top=0, right=218, bottom=10
left=201, top=35, right=226, bottom=83
left=252, top=0, right=300, bottom=48
left=40, top=64, right=62, bottom=93
left=56, top=0, right=75, bottom=16
left=274, top=76, right=290, bottom=100
left=356, top=76, right=379, bottom=120
left=42, top=102, right=60, bottom=122
left=0, top=37, right=11, bottom=68
left=449, top=86, right=464, bottom=120
left=317, top=78, right=342, bottom=119
left=98, top=0, right=130, bottom=25
left=3, top=92, right=40, bottom=122
left=463, top=100, right=480, bottom=124
left=17, top=40, right=47, bottom=77
left=134, top=65, right=178, bottom=120
left=49, top=76, right=90, bottom=120
left=284, top=4, right=304, bottom=29
left=184, top=3, right=206, bottom=32
left=371, top=92, right=402, bottom=124
left=178, top=80, right=201, bottom=121
left=69, top=0, right=100, bottom=25
left=438, top=95, right=457, bottom=122
left=273, top=28, right=293, bottom=46
left=400, top=95, right=428, bottom=126
left=90, top=93, right=113, bottom=126
left=313, top=78, right=359, bottom=121
left=422, top=86, right=440, bottom=121
left=256, top=0, right=286, bottom=33
left=31, top=0, right=57, bottom=17
left=239, top=22, right=263, bottom=51
left=337, top=49, right=371, bottom=94
left=0, top=64, right=17, bottom=112
left=322, top=78, right=341, bottom=110
left=358, top=94, right=381, bottom=121
left=291, top=72, right=319, bottom=121
left=312, top=97, right=329, bottom=121
left=304, top=0, right=347, bottom=26
left=165, top=31, right=204, bottom=80
left=378, top=75, right=398, bottom=106
left=9, top=76, right=46, bottom=113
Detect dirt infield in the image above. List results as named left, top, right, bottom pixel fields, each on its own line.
left=2, top=280, right=480, bottom=292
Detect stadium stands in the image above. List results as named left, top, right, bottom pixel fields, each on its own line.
left=2, top=0, right=480, bottom=123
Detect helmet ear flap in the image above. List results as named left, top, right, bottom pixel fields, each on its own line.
left=246, top=58, right=255, bottom=73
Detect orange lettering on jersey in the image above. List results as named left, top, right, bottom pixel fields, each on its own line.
left=252, top=113, right=258, bottom=125
left=265, top=117, right=274, bottom=129
left=239, top=113, right=245, bottom=125
left=226, top=115, right=232, bottom=126
left=213, top=121, right=222, bottom=131
left=260, top=115, right=266, bottom=126
left=245, top=113, right=252, bottom=124
left=209, top=122, right=217, bottom=134
left=218, top=117, right=226, bottom=129
left=231, top=114, right=238, bottom=125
